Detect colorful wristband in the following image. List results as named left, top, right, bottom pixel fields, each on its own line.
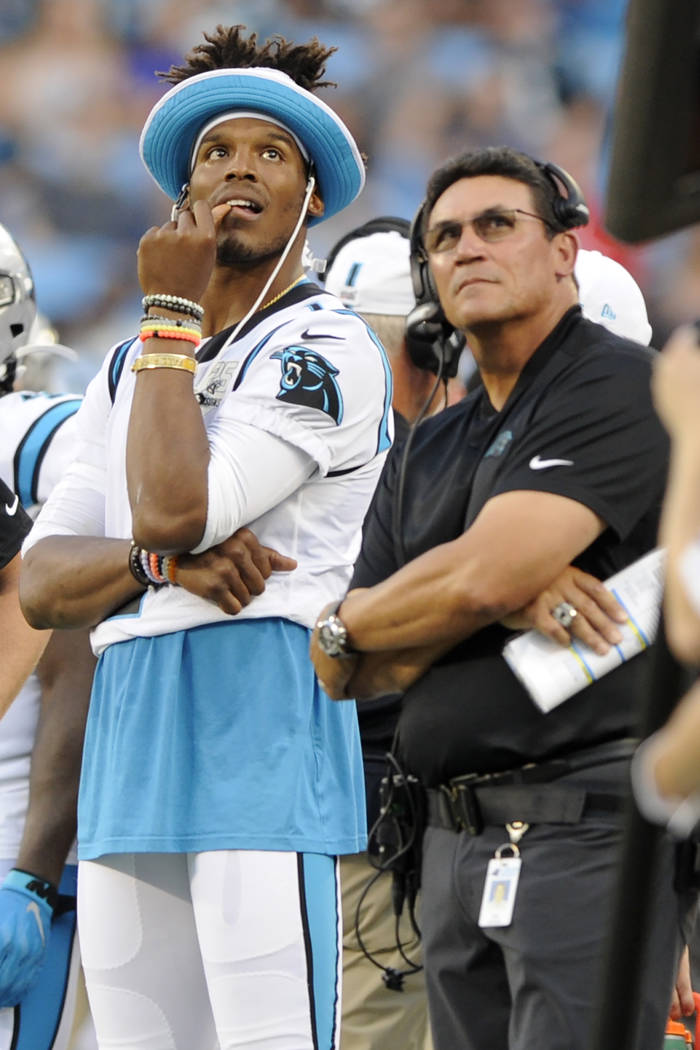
left=138, top=328, right=201, bottom=347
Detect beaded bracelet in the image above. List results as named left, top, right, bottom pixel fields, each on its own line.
left=139, top=548, right=153, bottom=582
left=128, top=543, right=180, bottom=588
left=148, top=551, right=167, bottom=584
left=139, top=313, right=202, bottom=330
left=142, top=294, right=204, bottom=321
left=132, top=353, right=197, bottom=374
left=138, top=327, right=201, bottom=347
left=128, top=541, right=150, bottom=587
left=140, top=320, right=201, bottom=334
left=162, top=554, right=178, bottom=584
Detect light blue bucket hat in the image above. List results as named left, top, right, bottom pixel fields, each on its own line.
left=139, top=67, right=365, bottom=225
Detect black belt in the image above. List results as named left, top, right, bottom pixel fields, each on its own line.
left=426, top=738, right=637, bottom=835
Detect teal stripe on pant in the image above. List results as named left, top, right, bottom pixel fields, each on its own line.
left=299, top=853, right=341, bottom=1050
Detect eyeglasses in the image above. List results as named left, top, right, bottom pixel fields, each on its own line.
left=424, top=209, right=553, bottom=254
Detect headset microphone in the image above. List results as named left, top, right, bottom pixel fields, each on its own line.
left=406, top=199, right=465, bottom=378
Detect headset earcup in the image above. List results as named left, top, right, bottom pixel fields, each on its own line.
left=407, top=200, right=463, bottom=376
left=405, top=303, right=464, bottom=378
left=405, top=301, right=446, bottom=371
left=536, top=161, right=590, bottom=229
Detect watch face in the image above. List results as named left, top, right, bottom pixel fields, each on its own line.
left=318, top=615, right=348, bottom=657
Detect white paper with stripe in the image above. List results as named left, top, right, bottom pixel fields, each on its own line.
left=502, top=548, right=666, bottom=713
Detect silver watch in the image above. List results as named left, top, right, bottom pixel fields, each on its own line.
left=315, top=602, right=355, bottom=658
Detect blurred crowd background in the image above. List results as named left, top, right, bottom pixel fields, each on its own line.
left=1, top=0, right=698, bottom=392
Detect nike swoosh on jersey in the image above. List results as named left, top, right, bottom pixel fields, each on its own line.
left=25, top=901, right=46, bottom=946
left=529, top=455, right=574, bottom=470
left=299, top=329, right=343, bottom=342
left=4, top=493, right=19, bottom=516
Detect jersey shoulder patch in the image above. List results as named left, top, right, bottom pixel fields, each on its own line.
left=270, top=346, right=343, bottom=424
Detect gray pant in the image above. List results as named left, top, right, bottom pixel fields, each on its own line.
left=420, top=762, right=697, bottom=1050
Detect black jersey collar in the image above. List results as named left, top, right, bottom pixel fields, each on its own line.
left=518, top=304, right=583, bottom=384
left=477, top=304, right=583, bottom=419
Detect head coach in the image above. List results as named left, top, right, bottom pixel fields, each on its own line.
left=311, top=145, right=696, bottom=1050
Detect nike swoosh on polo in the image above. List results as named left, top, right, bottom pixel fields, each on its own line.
left=529, top=455, right=574, bottom=470
left=4, top=493, right=19, bottom=516
left=25, top=901, right=46, bottom=946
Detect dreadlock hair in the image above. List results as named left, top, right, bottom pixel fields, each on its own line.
left=159, top=24, right=337, bottom=93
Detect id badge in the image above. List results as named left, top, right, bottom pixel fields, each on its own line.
left=478, top=855, right=522, bottom=928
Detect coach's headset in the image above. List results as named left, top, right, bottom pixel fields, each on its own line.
left=406, top=159, right=590, bottom=375
left=322, top=215, right=464, bottom=380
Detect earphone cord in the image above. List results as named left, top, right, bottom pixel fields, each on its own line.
left=356, top=748, right=424, bottom=981
left=218, top=173, right=316, bottom=352
left=353, top=868, right=395, bottom=974
left=352, top=865, right=423, bottom=978
left=392, top=346, right=447, bottom=567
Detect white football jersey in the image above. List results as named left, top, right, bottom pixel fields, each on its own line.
left=0, top=391, right=82, bottom=516
left=0, top=389, right=82, bottom=859
left=29, top=283, right=393, bottom=655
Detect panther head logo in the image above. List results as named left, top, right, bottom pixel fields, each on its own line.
left=271, top=346, right=344, bottom=423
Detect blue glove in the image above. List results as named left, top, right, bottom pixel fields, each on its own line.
left=0, top=868, right=56, bottom=1006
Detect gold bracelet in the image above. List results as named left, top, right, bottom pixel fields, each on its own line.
left=131, top=353, right=197, bottom=374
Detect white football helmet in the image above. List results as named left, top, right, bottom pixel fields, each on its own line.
left=0, top=223, right=37, bottom=393
left=0, top=225, right=77, bottom=394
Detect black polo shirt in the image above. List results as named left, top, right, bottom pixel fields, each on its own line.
left=351, top=307, right=670, bottom=785
left=0, top=477, right=32, bottom=569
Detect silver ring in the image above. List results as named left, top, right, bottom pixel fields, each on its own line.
left=552, top=601, right=578, bottom=629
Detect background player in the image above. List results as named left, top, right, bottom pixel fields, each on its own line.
left=0, top=222, right=96, bottom=1050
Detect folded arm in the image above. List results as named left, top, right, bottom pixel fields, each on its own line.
left=0, top=552, right=50, bottom=716
left=502, top=564, right=626, bottom=653
left=312, top=488, right=606, bottom=699
left=21, top=529, right=296, bottom=630
left=21, top=536, right=142, bottom=629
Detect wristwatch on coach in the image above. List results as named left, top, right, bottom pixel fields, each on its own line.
left=315, top=600, right=356, bottom=658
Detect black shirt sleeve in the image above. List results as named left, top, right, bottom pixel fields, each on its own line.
left=0, top=479, right=32, bottom=569
left=487, top=343, right=668, bottom=542
left=351, top=441, right=402, bottom=589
